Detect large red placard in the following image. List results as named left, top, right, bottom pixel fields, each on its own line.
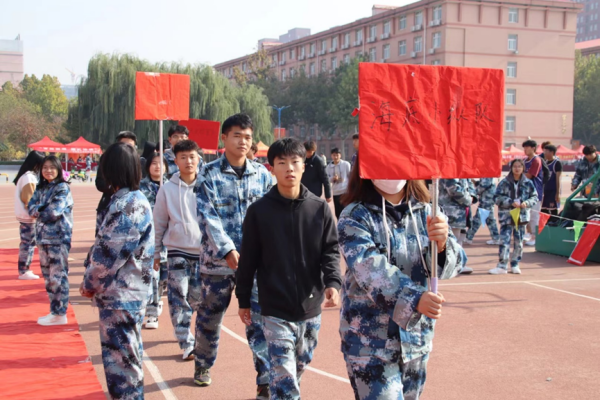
left=135, top=72, right=190, bottom=121
left=179, top=119, right=220, bottom=150
left=358, top=63, right=504, bottom=179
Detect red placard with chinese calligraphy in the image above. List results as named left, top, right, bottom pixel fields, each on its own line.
left=358, top=63, right=504, bottom=179
left=135, top=72, right=190, bottom=121
left=179, top=119, right=220, bottom=150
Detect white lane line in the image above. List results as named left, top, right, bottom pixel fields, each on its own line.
left=221, top=325, right=351, bottom=384
left=142, top=350, right=178, bottom=400
left=525, top=282, right=600, bottom=302
left=440, top=277, right=600, bottom=286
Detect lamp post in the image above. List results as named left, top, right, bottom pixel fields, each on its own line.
left=272, top=105, right=290, bottom=139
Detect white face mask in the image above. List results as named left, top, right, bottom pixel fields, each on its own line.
left=372, top=179, right=406, bottom=195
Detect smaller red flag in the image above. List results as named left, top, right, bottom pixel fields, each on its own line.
left=179, top=119, right=220, bottom=150
left=538, top=212, right=551, bottom=234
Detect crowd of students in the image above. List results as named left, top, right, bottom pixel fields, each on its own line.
left=14, top=117, right=595, bottom=400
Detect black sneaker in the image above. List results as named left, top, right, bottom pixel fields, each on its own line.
left=194, top=367, right=211, bottom=387
left=256, top=384, right=270, bottom=400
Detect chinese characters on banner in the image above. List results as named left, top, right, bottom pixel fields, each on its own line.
left=135, top=72, right=190, bottom=121
left=358, top=63, right=504, bottom=180
left=179, top=119, right=221, bottom=150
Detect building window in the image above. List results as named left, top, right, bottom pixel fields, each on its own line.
left=331, top=57, right=338, bottom=69
left=242, top=62, right=247, bottom=72
left=290, top=49, right=295, bottom=60
left=282, top=69, right=287, bottom=81
left=281, top=52, right=286, bottom=62
left=300, top=64, right=306, bottom=74
left=433, top=5, right=442, bottom=21
left=432, top=60, right=441, bottom=65
left=383, top=44, right=390, bottom=60
left=309, top=62, right=315, bottom=76
left=310, top=43, right=316, bottom=55
left=508, top=34, right=518, bottom=51
left=509, top=8, right=519, bottom=23
left=332, top=36, right=338, bottom=50
left=399, top=40, right=406, bottom=55
left=356, top=29, right=363, bottom=43
left=344, top=54, right=351, bottom=64
left=383, top=21, right=391, bottom=35
left=415, top=11, right=423, bottom=26
left=507, top=62, right=517, bottom=77
left=399, top=15, right=407, bottom=30
left=300, top=46, right=306, bottom=58
left=321, top=59, right=327, bottom=72
left=369, top=47, right=377, bottom=61
left=369, top=25, right=377, bottom=40
left=344, top=33, right=350, bottom=47
left=321, top=40, right=327, bottom=52
left=300, top=126, right=306, bottom=137
left=506, top=89, right=516, bottom=105
left=505, top=116, right=516, bottom=132
left=414, top=36, right=423, bottom=52
left=432, top=32, right=441, bottom=48
left=290, top=68, right=295, bottom=78
left=356, top=50, right=363, bottom=57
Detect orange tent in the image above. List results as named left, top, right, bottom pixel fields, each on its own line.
left=255, top=141, right=269, bottom=158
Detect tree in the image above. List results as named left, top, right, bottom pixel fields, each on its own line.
left=20, top=74, right=68, bottom=118
left=573, top=51, right=600, bottom=145
left=69, top=53, right=274, bottom=147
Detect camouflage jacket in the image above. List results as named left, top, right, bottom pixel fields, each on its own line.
left=439, top=179, right=474, bottom=229
left=494, top=175, right=538, bottom=226
left=476, top=178, right=497, bottom=210
left=338, top=197, right=465, bottom=363
left=572, top=154, right=600, bottom=194
left=139, top=176, right=168, bottom=263
left=164, top=148, right=204, bottom=180
left=28, top=181, right=73, bottom=246
left=83, top=188, right=154, bottom=310
left=197, top=156, right=272, bottom=275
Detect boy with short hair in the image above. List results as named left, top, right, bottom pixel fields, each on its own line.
left=236, top=138, right=342, bottom=400
left=153, top=140, right=202, bottom=360
left=194, top=114, right=271, bottom=398
left=165, top=125, right=204, bottom=179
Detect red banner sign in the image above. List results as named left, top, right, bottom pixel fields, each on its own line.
left=179, top=119, right=221, bottom=150
left=135, top=72, right=190, bottom=121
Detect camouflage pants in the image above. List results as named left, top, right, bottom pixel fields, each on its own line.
left=466, top=208, right=499, bottom=241
left=345, top=352, right=429, bottom=400
left=18, top=222, right=36, bottom=274
left=498, top=225, right=525, bottom=269
left=99, top=308, right=145, bottom=400
left=146, top=262, right=167, bottom=318
left=262, top=315, right=321, bottom=400
left=194, top=274, right=269, bottom=385
left=167, top=257, right=201, bottom=350
left=38, top=244, right=69, bottom=316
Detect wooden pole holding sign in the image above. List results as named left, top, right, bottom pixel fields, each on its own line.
left=357, top=63, right=504, bottom=293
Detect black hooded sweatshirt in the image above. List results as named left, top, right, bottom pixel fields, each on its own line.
left=236, top=184, right=342, bottom=322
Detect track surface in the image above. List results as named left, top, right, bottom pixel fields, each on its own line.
left=1, top=180, right=599, bottom=400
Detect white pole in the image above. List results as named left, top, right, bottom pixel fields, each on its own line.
left=159, top=120, right=164, bottom=187
left=430, top=179, right=439, bottom=293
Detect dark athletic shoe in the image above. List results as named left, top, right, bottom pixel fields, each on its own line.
left=194, top=367, right=211, bottom=387
left=256, top=384, right=270, bottom=400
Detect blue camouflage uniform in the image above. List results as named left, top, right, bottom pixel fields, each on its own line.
left=139, top=176, right=168, bottom=318
left=195, top=157, right=272, bottom=385
left=338, top=196, right=465, bottom=400
left=18, top=222, right=36, bottom=275
left=494, top=175, right=538, bottom=270
left=28, top=181, right=73, bottom=316
left=439, top=179, right=472, bottom=230
left=466, top=178, right=500, bottom=241
left=83, top=188, right=154, bottom=400
left=164, top=148, right=204, bottom=180
left=572, top=154, right=600, bottom=195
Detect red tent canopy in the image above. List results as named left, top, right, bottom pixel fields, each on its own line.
left=65, top=137, right=102, bottom=155
left=555, top=145, right=581, bottom=160
left=28, top=136, right=68, bottom=152
left=502, top=145, right=525, bottom=161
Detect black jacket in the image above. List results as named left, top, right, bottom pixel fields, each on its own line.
left=301, top=155, right=332, bottom=199
left=236, top=184, right=342, bottom=322
left=95, top=154, right=112, bottom=213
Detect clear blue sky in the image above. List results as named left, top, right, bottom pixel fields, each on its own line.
left=2, top=0, right=414, bottom=85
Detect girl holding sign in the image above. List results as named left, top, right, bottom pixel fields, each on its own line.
left=491, top=159, right=538, bottom=275
left=337, top=156, right=465, bottom=400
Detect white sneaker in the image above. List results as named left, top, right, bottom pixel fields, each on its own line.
left=460, top=267, right=474, bottom=274
left=183, top=347, right=194, bottom=361
left=523, top=233, right=532, bottom=241
left=18, top=271, right=40, bottom=280
left=525, top=240, right=536, bottom=246
left=486, top=239, right=501, bottom=245
left=464, top=239, right=473, bottom=245
left=488, top=267, right=508, bottom=275
left=157, top=301, right=164, bottom=317
left=511, top=266, right=522, bottom=274
left=37, top=313, right=67, bottom=326
left=144, top=317, right=159, bottom=329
